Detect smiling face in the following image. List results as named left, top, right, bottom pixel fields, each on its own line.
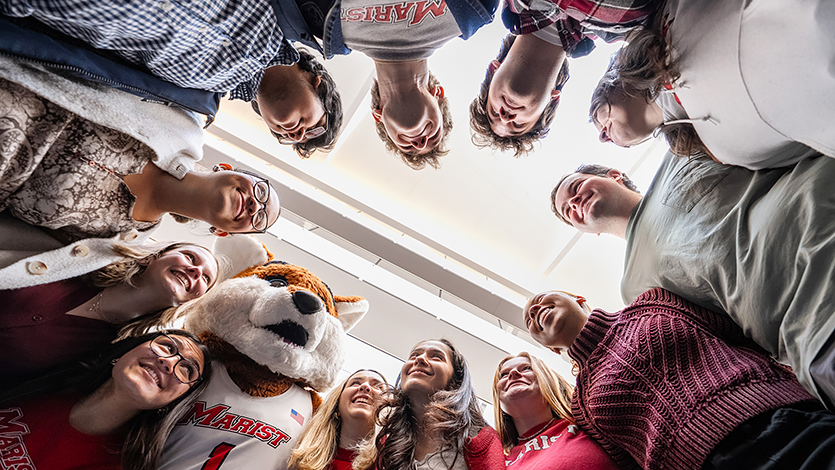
left=337, top=370, right=387, bottom=431
left=592, top=93, right=659, bottom=147
left=208, top=170, right=280, bottom=234
left=552, top=170, right=638, bottom=234
left=112, top=334, right=205, bottom=410
left=376, top=86, right=444, bottom=155
left=257, top=69, right=325, bottom=145
left=487, top=60, right=559, bottom=138
left=141, top=246, right=218, bottom=306
left=523, top=291, right=589, bottom=352
left=496, top=356, right=543, bottom=414
left=400, top=340, right=455, bottom=399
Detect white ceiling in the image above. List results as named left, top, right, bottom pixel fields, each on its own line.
left=154, top=21, right=669, bottom=403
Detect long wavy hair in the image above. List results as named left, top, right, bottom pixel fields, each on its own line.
left=86, top=241, right=217, bottom=339
left=589, top=11, right=712, bottom=159
left=491, top=352, right=574, bottom=452
left=290, top=369, right=388, bottom=470
left=358, top=339, right=486, bottom=470
left=0, top=329, right=213, bottom=470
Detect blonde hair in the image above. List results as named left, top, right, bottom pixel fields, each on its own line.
left=492, top=352, right=575, bottom=453
left=291, top=370, right=386, bottom=470
left=87, top=242, right=216, bottom=340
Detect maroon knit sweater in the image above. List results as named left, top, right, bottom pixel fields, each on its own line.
left=568, top=288, right=816, bottom=470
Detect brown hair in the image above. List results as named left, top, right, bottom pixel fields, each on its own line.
left=470, top=34, right=570, bottom=157
left=252, top=48, right=343, bottom=158
left=589, top=15, right=712, bottom=159
left=550, top=164, right=640, bottom=225
left=0, top=330, right=213, bottom=470
left=491, top=352, right=574, bottom=453
left=359, top=339, right=486, bottom=470
left=369, top=74, right=453, bottom=170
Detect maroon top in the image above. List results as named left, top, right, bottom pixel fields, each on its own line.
left=0, top=278, right=118, bottom=378
left=569, top=288, right=816, bottom=470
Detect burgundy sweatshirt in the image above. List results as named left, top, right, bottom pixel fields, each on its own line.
left=569, top=288, right=816, bottom=470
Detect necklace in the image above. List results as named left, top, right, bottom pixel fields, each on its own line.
left=89, top=290, right=117, bottom=324
left=517, top=418, right=556, bottom=442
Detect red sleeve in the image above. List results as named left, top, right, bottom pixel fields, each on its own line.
left=465, top=427, right=506, bottom=470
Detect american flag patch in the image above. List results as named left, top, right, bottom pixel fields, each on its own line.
left=290, top=409, right=304, bottom=426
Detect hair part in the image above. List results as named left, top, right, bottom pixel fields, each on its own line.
left=0, top=330, right=213, bottom=470
left=252, top=48, right=343, bottom=158
left=491, top=352, right=574, bottom=452
left=362, top=339, right=485, bottom=470
left=369, top=74, right=453, bottom=170
left=469, top=34, right=570, bottom=157
left=550, top=164, right=640, bottom=225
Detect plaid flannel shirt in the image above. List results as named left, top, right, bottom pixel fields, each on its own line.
left=504, top=0, right=660, bottom=57
left=0, top=0, right=299, bottom=100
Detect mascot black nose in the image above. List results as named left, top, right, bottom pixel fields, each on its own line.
left=292, top=290, right=323, bottom=315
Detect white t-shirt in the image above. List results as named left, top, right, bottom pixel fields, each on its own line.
left=340, top=0, right=461, bottom=60
left=160, top=362, right=313, bottom=470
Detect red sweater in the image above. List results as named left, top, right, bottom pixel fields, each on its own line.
left=569, top=288, right=816, bottom=470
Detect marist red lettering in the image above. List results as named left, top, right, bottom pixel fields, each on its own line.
left=0, top=408, right=35, bottom=470
left=177, top=402, right=291, bottom=448
left=342, top=0, right=447, bottom=25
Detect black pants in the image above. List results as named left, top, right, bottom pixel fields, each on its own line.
left=703, top=402, right=835, bottom=470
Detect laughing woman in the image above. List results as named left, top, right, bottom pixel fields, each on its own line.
left=0, top=241, right=218, bottom=380
left=290, top=369, right=389, bottom=470
left=493, top=352, right=619, bottom=470
left=523, top=289, right=835, bottom=470
left=359, top=339, right=504, bottom=470
left=0, top=329, right=212, bottom=470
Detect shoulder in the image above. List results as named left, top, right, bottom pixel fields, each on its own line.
left=465, top=427, right=505, bottom=469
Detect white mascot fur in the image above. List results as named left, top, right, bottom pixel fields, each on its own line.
left=159, top=235, right=368, bottom=469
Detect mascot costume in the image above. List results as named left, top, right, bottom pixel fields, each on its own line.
left=160, top=235, right=369, bottom=469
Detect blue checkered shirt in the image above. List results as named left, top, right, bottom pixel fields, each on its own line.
left=0, top=0, right=300, bottom=100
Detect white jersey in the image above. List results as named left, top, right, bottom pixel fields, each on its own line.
left=160, top=362, right=313, bottom=470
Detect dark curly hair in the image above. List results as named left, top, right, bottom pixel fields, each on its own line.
left=368, top=339, right=486, bottom=470
left=550, top=164, right=641, bottom=225
left=369, top=74, right=453, bottom=170
left=252, top=48, right=343, bottom=158
left=589, top=12, right=712, bottom=159
left=470, top=34, right=570, bottom=157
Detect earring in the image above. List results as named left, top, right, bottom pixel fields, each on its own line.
left=575, top=295, right=586, bottom=305
left=213, top=163, right=233, bottom=172
left=157, top=406, right=169, bottom=415
left=209, top=227, right=228, bottom=237
left=111, top=357, right=119, bottom=366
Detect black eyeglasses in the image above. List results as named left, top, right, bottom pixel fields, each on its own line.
left=273, top=115, right=328, bottom=144
left=149, top=334, right=203, bottom=384
left=233, top=168, right=273, bottom=233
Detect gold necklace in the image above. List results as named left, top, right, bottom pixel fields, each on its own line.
left=517, top=418, right=556, bottom=442
left=89, top=290, right=117, bottom=324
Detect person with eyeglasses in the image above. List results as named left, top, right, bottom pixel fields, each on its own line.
left=0, top=136, right=280, bottom=242
left=0, top=329, right=212, bottom=470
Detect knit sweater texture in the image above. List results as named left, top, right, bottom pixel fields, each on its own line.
left=568, top=288, right=816, bottom=470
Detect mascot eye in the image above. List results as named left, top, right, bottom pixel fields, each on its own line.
left=269, top=279, right=288, bottom=288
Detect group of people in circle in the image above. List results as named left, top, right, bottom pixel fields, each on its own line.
left=2, top=0, right=835, bottom=468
